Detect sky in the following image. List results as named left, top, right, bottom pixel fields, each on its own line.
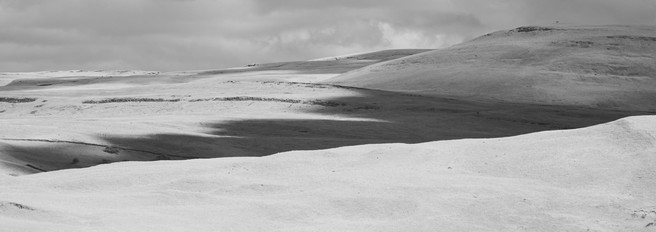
left=1, top=0, right=655, bottom=72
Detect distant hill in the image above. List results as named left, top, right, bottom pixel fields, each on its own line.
left=327, top=25, right=656, bottom=111
left=309, top=49, right=433, bottom=61
left=198, top=49, right=433, bottom=75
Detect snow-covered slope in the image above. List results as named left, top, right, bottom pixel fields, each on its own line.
left=309, top=49, right=433, bottom=61
left=327, top=25, right=656, bottom=111
left=3, top=49, right=644, bottom=177
left=1, top=116, right=655, bottom=231
left=0, top=70, right=160, bottom=86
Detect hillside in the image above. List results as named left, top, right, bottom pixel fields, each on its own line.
left=327, top=25, right=656, bottom=111
left=1, top=116, right=655, bottom=231
left=0, top=69, right=639, bottom=176
left=1, top=36, right=652, bottom=176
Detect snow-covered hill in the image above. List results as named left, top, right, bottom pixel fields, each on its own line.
left=1, top=116, right=655, bottom=231
left=328, top=25, right=656, bottom=111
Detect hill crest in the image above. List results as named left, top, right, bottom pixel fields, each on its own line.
left=327, top=25, right=656, bottom=111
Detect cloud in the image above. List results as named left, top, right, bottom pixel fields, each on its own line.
left=0, top=0, right=654, bottom=71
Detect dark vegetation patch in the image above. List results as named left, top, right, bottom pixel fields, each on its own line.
left=81, top=93, right=370, bottom=109
left=0, top=201, right=36, bottom=211
left=83, top=98, right=181, bottom=104
left=607, top=35, right=656, bottom=42
left=25, top=164, right=47, bottom=172
left=343, top=105, right=381, bottom=111
left=511, top=26, right=556, bottom=33
left=259, top=81, right=371, bottom=91
left=0, top=97, right=37, bottom=103
left=189, top=96, right=347, bottom=107
left=190, top=96, right=301, bottom=104
left=103, top=146, right=120, bottom=154
left=304, top=99, right=347, bottom=107
left=586, top=64, right=651, bottom=77
left=551, top=40, right=595, bottom=48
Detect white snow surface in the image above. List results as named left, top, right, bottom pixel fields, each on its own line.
left=1, top=116, right=655, bottom=231
left=1, top=70, right=160, bottom=78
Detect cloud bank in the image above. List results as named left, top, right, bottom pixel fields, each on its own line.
left=1, top=0, right=655, bottom=71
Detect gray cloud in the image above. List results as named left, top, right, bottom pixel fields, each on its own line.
left=1, top=0, right=654, bottom=71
